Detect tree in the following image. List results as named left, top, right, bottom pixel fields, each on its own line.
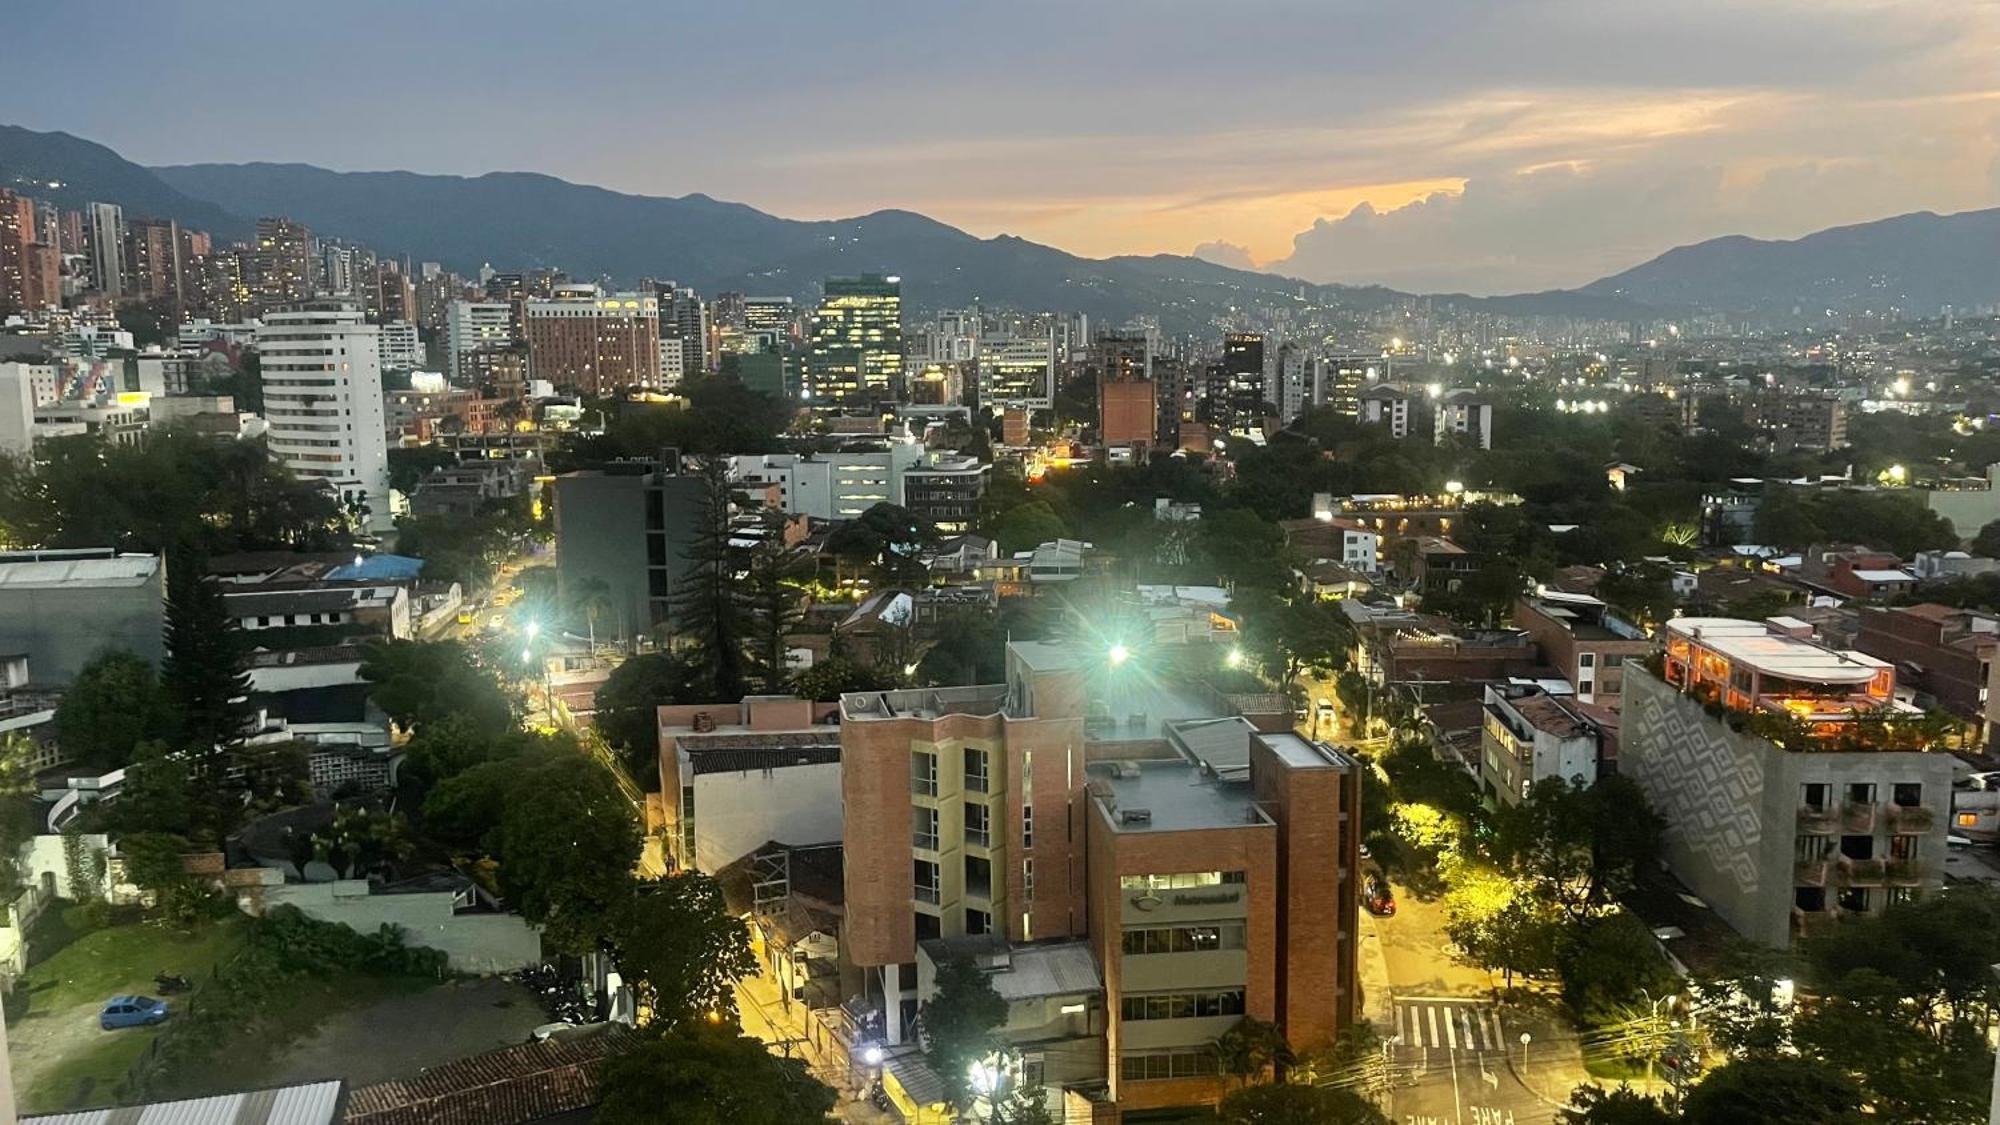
left=1216, top=1083, right=1389, bottom=1125
left=1972, top=518, right=2000, bottom=559
left=1559, top=1084, right=1675, bottom=1125
left=827, top=502, right=934, bottom=588
left=359, top=639, right=514, bottom=736
left=741, top=522, right=806, bottom=694
left=54, top=649, right=175, bottom=771
left=1213, top=1017, right=1295, bottom=1087
left=1493, top=777, right=1663, bottom=924
left=593, top=651, right=712, bottom=780
left=120, top=831, right=213, bottom=923
left=791, top=657, right=895, bottom=702
left=673, top=464, right=749, bottom=700
left=922, top=954, right=1009, bottom=1109
left=420, top=759, right=517, bottom=855
left=1198, top=508, right=1290, bottom=591
left=495, top=753, right=641, bottom=953
left=1559, top=912, right=1678, bottom=1024
left=607, top=874, right=757, bottom=1029
left=160, top=563, right=253, bottom=785
left=0, top=734, right=38, bottom=899
left=594, top=1023, right=835, bottom=1125
left=1680, top=1056, right=1864, bottom=1125
left=570, top=575, right=614, bottom=653
left=989, top=500, right=1068, bottom=554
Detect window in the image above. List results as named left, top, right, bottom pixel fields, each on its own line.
left=1839, top=835, right=1873, bottom=860
left=912, top=806, right=939, bottom=851
left=1838, top=886, right=1870, bottom=913
left=1795, top=886, right=1826, bottom=911
left=1794, top=835, right=1832, bottom=862
left=1022, top=859, right=1034, bottom=903
left=1120, top=1049, right=1220, bottom=1081
left=1802, top=783, right=1831, bottom=811
left=1889, top=834, right=1919, bottom=861
left=964, top=747, right=989, bottom=794
left=915, top=912, right=942, bottom=940
left=911, top=750, right=938, bottom=797
left=1021, top=803, right=1034, bottom=849
left=965, top=855, right=991, bottom=899
left=1959, top=812, right=1981, bottom=828
left=1119, top=989, right=1246, bottom=1021
left=1847, top=782, right=1876, bottom=805
left=965, top=802, right=990, bottom=847
left=1579, top=653, right=1596, bottom=669
left=914, top=859, right=940, bottom=904
left=1120, top=923, right=1248, bottom=956
left=1892, top=782, right=1923, bottom=808
left=1119, top=871, right=1247, bottom=891
left=1887, top=887, right=1917, bottom=906
left=965, top=908, right=991, bottom=935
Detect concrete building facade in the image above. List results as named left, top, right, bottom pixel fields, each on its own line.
left=255, top=300, right=391, bottom=530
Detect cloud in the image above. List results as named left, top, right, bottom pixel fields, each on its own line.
left=1191, top=241, right=1257, bottom=270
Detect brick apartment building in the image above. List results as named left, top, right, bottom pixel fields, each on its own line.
left=1853, top=603, right=1996, bottom=724
left=838, top=639, right=1360, bottom=1117
left=1512, top=592, right=1654, bottom=705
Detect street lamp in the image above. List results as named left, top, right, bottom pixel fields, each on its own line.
left=1518, top=1031, right=1532, bottom=1073
left=1108, top=643, right=1130, bottom=667
left=1225, top=646, right=1244, bottom=669
left=525, top=620, right=540, bottom=639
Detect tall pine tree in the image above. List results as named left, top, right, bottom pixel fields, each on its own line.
left=742, top=509, right=806, bottom=694
left=161, top=557, right=253, bottom=770
left=671, top=462, right=748, bottom=700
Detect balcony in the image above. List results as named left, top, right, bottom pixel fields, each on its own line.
left=1791, top=905, right=1841, bottom=938
left=1793, top=858, right=1832, bottom=887
left=914, top=884, right=941, bottom=905
left=1840, top=801, right=1877, bottom=833
left=964, top=827, right=990, bottom=849
left=1886, top=858, right=1924, bottom=886
left=1838, top=856, right=1886, bottom=885
left=912, top=830, right=939, bottom=852
left=1797, top=804, right=1838, bottom=833
left=1886, top=804, right=1934, bottom=833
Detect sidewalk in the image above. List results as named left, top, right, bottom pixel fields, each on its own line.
left=736, top=971, right=897, bottom=1122
left=1355, top=908, right=1396, bottom=1033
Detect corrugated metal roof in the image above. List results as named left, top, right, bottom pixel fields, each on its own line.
left=990, top=940, right=1102, bottom=1001
left=0, top=554, right=160, bottom=589
left=21, top=1079, right=343, bottom=1125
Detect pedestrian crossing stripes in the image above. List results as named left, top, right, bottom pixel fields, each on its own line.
left=1393, top=997, right=1504, bottom=1052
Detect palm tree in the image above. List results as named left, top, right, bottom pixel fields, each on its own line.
left=571, top=576, right=613, bottom=654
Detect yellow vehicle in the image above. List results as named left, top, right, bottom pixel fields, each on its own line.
left=456, top=610, right=474, bottom=625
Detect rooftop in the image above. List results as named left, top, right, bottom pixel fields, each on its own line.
left=677, top=731, right=842, bottom=775
left=0, top=552, right=159, bottom=590
left=1666, top=617, right=1888, bottom=686
left=1086, top=758, right=1268, bottom=833
left=22, top=1081, right=344, bottom=1125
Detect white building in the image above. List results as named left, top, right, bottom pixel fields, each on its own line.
left=726, top=440, right=928, bottom=521
left=1479, top=684, right=1601, bottom=805
left=444, top=301, right=513, bottom=382
left=658, top=336, right=685, bottom=388
left=1274, top=343, right=1311, bottom=425
left=1358, top=385, right=1410, bottom=438
left=179, top=319, right=263, bottom=350
left=976, top=331, right=1055, bottom=408
left=377, top=320, right=423, bottom=371
left=255, top=301, right=391, bottom=530
left=1435, top=389, right=1494, bottom=449
left=1325, top=518, right=1381, bottom=574
left=0, top=362, right=54, bottom=458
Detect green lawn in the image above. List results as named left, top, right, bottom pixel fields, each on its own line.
left=12, top=915, right=245, bottom=1022
left=9, top=914, right=247, bottom=1113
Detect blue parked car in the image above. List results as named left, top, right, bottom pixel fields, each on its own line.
left=99, top=995, right=169, bottom=1030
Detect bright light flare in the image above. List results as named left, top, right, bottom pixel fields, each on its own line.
left=1108, top=643, right=1130, bottom=666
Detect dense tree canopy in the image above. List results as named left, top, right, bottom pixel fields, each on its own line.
left=593, top=1023, right=835, bottom=1125
left=55, top=649, right=175, bottom=771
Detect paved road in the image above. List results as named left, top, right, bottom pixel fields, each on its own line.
left=1377, top=881, right=1497, bottom=998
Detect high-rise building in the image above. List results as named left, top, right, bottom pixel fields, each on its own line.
left=742, top=297, right=796, bottom=339
left=446, top=301, right=516, bottom=384
left=319, top=243, right=356, bottom=297
left=1096, top=330, right=1156, bottom=450
left=255, top=300, right=391, bottom=530
left=0, top=190, right=40, bottom=310
left=1314, top=354, right=1383, bottom=418
left=653, top=286, right=710, bottom=377
left=1220, top=332, right=1267, bottom=436
left=252, top=217, right=314, bottom=309
left=376, top=260, right=417, bottom=324
left=377, top=320, right=424, bottom=371
left=521, top=285, right=661, bottom=395
left=837, top=642, right=1362, bottom=1108
left=976, top=329, right=1055, bottom=408
left=1357, top=385, right=1410, bottom=438
left=85, top=203, right=126, bottom=298
left=805, top=275, right=901, bottom=408
left=124, top=217, right=184, bottom=305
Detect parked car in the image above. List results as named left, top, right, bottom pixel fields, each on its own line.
left=100, top=995, right=169, bottom=1030
left=1363, top=877, right=1396, bottom=917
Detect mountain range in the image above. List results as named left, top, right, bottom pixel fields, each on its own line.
left=3, top=123, right=1994, bottom=325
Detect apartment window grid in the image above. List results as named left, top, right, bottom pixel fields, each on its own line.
left=964, top=747, right=989, bottom=794
left=1119, top=989, right=1246, bottom=1022
left=1120, top=922, right=1247, bottom=955
left=911, top=749, right=938, bottom=798
left=1021, top=803, right=1034, bottom=849
left=912, top=806, right=939, bottom=852
left=965, top=802, right=990, bottom=848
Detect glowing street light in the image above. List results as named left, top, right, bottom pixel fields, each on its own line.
left=1225, top=646, right=1244, bottom=669
left=1108, top=643, right=1130, bottom=667
left=525, top=621, right=540, bottom=639
left=521, top=647, right=533, bottom=662
left=863, top=1045, right=885, bottom=1066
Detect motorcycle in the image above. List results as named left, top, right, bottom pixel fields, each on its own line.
left=154, top=972, right=191, bottom=995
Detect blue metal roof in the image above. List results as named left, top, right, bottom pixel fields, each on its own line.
left=325, top=554, right=425, bottom=581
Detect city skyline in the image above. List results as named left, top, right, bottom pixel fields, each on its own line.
left=12, top=0, right=1999, bottom=295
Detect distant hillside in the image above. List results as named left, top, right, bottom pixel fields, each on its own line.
left=1580, top=209, right=2000, bottom=315
left=0, top=125, right=246, bottom=238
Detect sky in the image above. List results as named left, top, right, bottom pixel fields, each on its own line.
left=14, top=0, right=2000, bottom=294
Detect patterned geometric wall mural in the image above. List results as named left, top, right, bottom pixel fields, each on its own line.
left=1627, top=675, right=1766, bottom=896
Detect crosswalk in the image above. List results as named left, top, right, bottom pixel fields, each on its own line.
left=1393, top=997, right=1505, bottom=1052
